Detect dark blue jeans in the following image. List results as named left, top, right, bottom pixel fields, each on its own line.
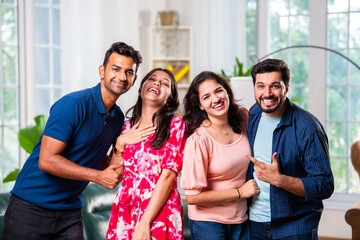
left=249, top=220, right=318, bottom=240
left=1, top=195, right=83, bottom=240
left=189, top=219, right=250, bottom=240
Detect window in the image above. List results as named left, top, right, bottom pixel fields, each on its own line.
left=34, top=0, right=61, bottom=115
left=0, top=0, right=20, bottom=191
left=327, top=0, right=360, bottom=194
left=248, top=0, right=360, bottom=198
left=268, top=0, right=309, bottom=110
left=246, top=0, right=257, bottom=66
left=0, top=0, right=61, bottom=191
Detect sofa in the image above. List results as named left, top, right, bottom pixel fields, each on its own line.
left=0, top=191, right=11, bottom=235
left=345, top=200, right=360, bottom=240
left=0, top=183, right=191, bottom=239
left=83, top=182, right=192, bottom=240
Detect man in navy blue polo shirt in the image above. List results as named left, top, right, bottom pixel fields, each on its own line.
left=1, top=42, right=143, bottom=240
left=246, top=59, right=334, bottom=239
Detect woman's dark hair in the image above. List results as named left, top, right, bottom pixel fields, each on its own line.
left=251, top=58, right=290, bottom=85
left=126, top=68, right=179, bottom=150
left=183, top=71, right=243, bottom=137
left=103, top=42, right=143, bottom=72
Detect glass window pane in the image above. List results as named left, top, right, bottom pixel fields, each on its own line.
left=327, top=51, right=347, bottom=84
left=52, top=0, right=60, bottom=6
left=350, top=0, right=360, bottom=11
left=349, top=13, right=360, bottom=48
left=3, top=126, right=19, bottom=166
left=246, top=0, right=257, bottom=67
left=350, top=87, right=360, bottom=121
left=34, top=7, right=49, bottom=44
left=2, top=47, right=17, bottom=84
left=52, top=8, right=60, bottom=45
left=35, top=0, right=49, bottom=4
left=330, top=158, right=347, bottom=193
left=270, top=0, right=288, bottom=16
left=289, top=0, right=309, bottom=15
left=289, top=16, right=309, bottom=45
left=1, top=0, right=15, bottom=5
left=1, top=7, right=17, bottom=45
left=350, top=123, right=360, bottom=148
left=289, top=51, right=308, bottom=84
left=328, top=0, right=349, bottom=13
left=327, top=87, right=347, bottom=120
left=271, top=51, right=289, bottom=63
left=328, top=122, right=347, bottom=156
left=349, top=50, right=360, bottom=84
left=349, top=167, right=360, bottom=193
left=327, top=13, right=348, bottom=49
left=288, top=86, right=308, bottom=110
left=36, top=88, right=51, bottom=115
left=3, top=87, right=18, bottom=124
left=35, top=48, right=50, bottom=84
left=270, top=15, right=289, bottom=49
left=53, top=49, right=61, bottom=84
left=0, top=89, right=2, bottom=120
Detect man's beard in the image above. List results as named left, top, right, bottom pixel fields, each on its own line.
left=257, top=97, right=283, bottom=114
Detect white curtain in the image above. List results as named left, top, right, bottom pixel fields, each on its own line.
left=61, top=0, right=141, bottom=113
left=189, top=0, right=247, bottom=76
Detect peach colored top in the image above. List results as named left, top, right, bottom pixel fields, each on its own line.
left=180, top=108, right=251, bottom=224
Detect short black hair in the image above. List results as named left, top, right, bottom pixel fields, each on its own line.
left=102, top=42, right=143, bottom=72
left=251, top=59, right=290, bottom=85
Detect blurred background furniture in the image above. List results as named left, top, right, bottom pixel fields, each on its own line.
left=344, top=141, right=360, bottom=240
left=82, top=182, right=192, bottom=240
left=0, top=182, right=192, bottom=239
left=0, top=192, right=11, bottom=235
left=345, top=201, right=360, bottom=240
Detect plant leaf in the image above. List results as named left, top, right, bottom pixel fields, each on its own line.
left=18, top=115, right=48, bottom=154
left=3, top=169, right=20, bottom=183
left=245, top=66, right=253, bottom=76
left=221, top=69, right=231, bottom=81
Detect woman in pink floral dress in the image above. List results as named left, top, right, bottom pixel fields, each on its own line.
left=106, top=68, right=186, bottom=240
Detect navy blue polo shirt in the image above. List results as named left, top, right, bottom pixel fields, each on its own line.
left=11, top=83, right=124, bottom=210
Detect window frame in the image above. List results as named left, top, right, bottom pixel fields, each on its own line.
left=254, top=0, right=360, bottom=210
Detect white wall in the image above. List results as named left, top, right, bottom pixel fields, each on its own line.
left=319, top=208, right=351, bottom=239
left=62, top=0, right=141, bottom=113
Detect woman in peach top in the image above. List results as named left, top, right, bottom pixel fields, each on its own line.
left=180, top=71, right=260, bottom=240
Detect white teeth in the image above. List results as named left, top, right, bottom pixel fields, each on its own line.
left=213, top=103, right=223, bottom=109
left=263, top=99, right=275, bottom=104
left=149, top=88, right=159, bottom=94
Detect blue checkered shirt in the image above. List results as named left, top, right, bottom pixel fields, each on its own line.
left=247, top=99, right=334, bottom=239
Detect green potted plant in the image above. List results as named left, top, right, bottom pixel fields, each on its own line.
left=221, top=57, right=253, bottom=81
left=221, top=57, right=255, bottom=109
left=3, top=115, right=48, bottom=183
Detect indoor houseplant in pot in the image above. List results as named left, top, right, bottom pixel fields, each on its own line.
left=221, top=57, right=255, bottom=109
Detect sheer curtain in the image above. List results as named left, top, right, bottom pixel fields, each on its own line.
left=189, top=0, right=247, bottom=76
left=61, top=0, right=141, bottom=112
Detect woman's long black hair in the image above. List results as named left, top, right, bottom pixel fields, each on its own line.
left=182, top=71, right=243, bottom=137
left=126, top=68, right=179, bottom=150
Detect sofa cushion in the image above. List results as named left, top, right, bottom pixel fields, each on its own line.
left=0, top=192, right=11, bottom=235
left=83, top=183, right=119, bottom=240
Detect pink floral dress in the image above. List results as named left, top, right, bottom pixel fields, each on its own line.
left=106, top=116, right=186, bottom=240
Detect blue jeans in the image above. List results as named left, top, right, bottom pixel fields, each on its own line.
left=249, top=220, right=318, bottom=240
left=1, top=195, right=83, bottom=240
left=189, top=219, right=250, bottom=240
